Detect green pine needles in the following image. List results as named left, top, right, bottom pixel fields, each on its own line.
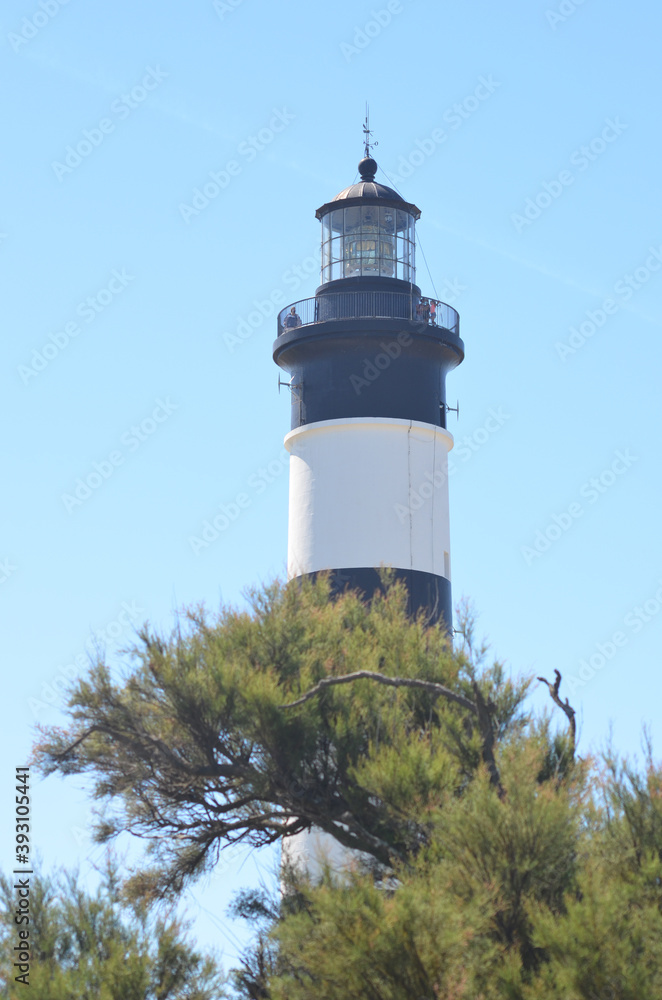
left=33, top=576, right=662, bottom=999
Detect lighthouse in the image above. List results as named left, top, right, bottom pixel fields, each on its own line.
left=274, top=145, right=465, bottom=634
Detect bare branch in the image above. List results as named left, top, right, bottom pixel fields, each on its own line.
left=282, top=670, right=506, bottom=796
left=281, top=670, right=478, bottom=714
left=537, top=669, right=576, bottom=759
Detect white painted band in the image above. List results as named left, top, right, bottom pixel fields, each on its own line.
left=282, top=827, right=371, bottom=882
left=285, top=417, right=453, bottom=580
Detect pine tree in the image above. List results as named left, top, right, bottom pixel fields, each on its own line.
left=0, top=857, right=226, bottom=999
left=33, top=577, right=662, bottom=998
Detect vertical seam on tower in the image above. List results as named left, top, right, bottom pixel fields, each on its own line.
left=431, top=428, right=437, bottom=575
left=407, top=422, right=413, bottom=571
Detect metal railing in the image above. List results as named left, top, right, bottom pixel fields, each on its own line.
left=277, top=291, right=460, bottom=337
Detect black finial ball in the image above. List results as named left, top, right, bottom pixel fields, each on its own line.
left=358, top=156, right=377, bottom=181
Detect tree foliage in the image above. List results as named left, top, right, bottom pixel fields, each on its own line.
left=32, top=577, right=662, bottom=998
left=34, top=578, right=531, bottom=901
left=0, top=857, right=226, bottom=1000
left=231, top=742, right=662, bottom=1000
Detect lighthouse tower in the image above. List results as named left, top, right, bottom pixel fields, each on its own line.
left=274, top=147, right=465, bottom=634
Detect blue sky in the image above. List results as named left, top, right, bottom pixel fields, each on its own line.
left=2, top=0, right=661, bottom=969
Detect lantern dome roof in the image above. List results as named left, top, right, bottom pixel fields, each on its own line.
left=315, top=158, right=421, bottom=221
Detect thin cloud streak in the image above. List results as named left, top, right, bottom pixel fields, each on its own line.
left=18, top=48, right=237, bottom=141
left=426, top=217, right=662, bottom=327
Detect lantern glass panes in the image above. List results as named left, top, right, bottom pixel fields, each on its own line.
left=320, top=205, right=416, bottom=283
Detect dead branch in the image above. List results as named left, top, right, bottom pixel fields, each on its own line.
left=282, top=669, right=507, bottom=795
left=280, top=670, right=478, bottom=714
left=537, top=669, right=576, bottom=759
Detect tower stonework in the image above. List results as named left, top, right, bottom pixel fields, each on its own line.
left=274, top=155, right=465, bottom=633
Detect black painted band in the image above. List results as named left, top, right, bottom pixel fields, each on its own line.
left=298, top=567, right=452, bottom=633
left=274, top=322, right=464, bottom=430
